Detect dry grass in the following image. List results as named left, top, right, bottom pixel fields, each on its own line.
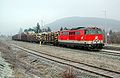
left=17, top=51, right=28, bottom=58
left=14, top=68, right=36, bottom=78
left=61, top=67, right=76, bottom=78
left=0, top=41, right=11, bottom=53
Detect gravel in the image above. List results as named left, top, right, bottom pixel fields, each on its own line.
left=1, top=38, right=120, bottom=77
left=0, top=39, right=103, bottom=78
left=11, top=45, right=100, bottom=78
left=10, top=40, right=120, bottom=72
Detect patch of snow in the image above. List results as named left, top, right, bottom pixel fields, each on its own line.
left=0, top=52, right=13, bottom=78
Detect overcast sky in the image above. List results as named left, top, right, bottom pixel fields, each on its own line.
left=0, top=0, right=120, bottom=35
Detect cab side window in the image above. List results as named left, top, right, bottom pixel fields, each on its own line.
left=75, top=31, right=80, bottom=35
left=85, top=30, right=89, bottom=34
left=62, top=31, right=69, bottom=35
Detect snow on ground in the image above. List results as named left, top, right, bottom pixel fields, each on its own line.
left=0, top=52, right=13, bottom=78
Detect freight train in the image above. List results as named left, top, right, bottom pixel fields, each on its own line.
left=12, top=27, right=104, bottom=50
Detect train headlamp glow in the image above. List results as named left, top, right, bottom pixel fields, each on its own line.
left=95, top=36, right=98, bottom=39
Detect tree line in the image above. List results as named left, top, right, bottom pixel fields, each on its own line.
left=23, top=23, right=69, bottom=33
left=24, top=22, right=52, bottom=33
left=108, top=30, right=120, bottom=44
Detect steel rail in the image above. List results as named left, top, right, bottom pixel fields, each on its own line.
left=11, top=44, right=120, bottom=78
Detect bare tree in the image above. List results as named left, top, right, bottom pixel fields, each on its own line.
left=64, top=27, right=68, bottom=30
left=47, top=27, right=51, bottom=32
left=60, top=27, right=63, bottom=31
left=36, top=23, right=42, bottom=33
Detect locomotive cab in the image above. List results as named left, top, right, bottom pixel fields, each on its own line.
left=84, top=28, right=104, bottom=50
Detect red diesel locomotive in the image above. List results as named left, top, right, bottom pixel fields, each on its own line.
left=57, top=27, right=104, bottom=50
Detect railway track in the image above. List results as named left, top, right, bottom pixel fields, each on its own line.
left=102, top=49, right=120, bottom=56
left=12, top=41, right=120, bottom=57
left=53, top=45, right=120, bottom=57
left=11, top=44, right=120, bottom=78
left=44, top=43, right=120, bottom=57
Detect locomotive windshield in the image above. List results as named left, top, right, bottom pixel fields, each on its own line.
left=85, top=29, right=103, bottom=34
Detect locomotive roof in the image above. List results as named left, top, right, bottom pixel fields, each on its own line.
left=60, top=27, right=101, bottom=32
left=71, top=27, right=85, bottom=30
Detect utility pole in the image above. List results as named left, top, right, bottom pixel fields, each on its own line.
left=39, top=20, right=43, bottom=47
left=41, top=20, right=43, bottom=28
left=104, top=9, right=107, bottom=45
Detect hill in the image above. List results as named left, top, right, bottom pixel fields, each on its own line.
left=45, top=17, right=120, bottom=31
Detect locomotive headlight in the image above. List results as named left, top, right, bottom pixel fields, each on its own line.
left=95, top=36, right=98, bottom=39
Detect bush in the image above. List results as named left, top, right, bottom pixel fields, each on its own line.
left=61, top=67, right=76, bottom=78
